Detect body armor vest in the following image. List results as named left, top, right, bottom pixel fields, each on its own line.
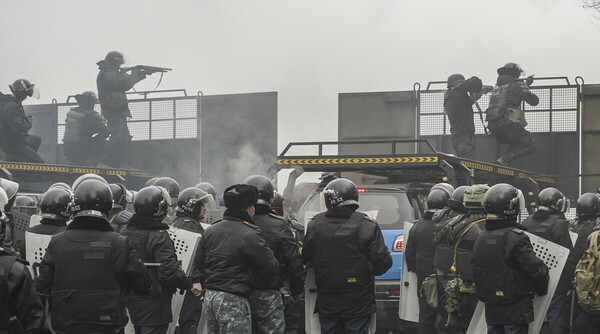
left=62, top=109, right=86, bottom=143
left=311, top=212, right=371, bottom=293
left=473, top=227, right=532, bottom=305
left=450, top=215, right=485, bottom=281
left=50, top=229, right=127, bottom=332
left=522, top=214, right=561, bottom=242
left=485, top=83, right=510, bottom=122
left=434, top=214, right=466, bottom=275
left=0, top=254, right=17, bottom=329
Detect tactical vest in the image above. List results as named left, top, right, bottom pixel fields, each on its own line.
left=473, top=227, right=532, bottom=304
left=62, top=109, right=86, bottom=143
left=485, top=83, right=510, bottom=122
left=0, top=253, right=17, bottom=330
left=522, top=214, right=562, bottom=243
left=450, top=215, right=485, bottom=281
left=50, top=230, right=128, bottom=332
left=310, top=212, right=371, bottom=293
left=434, top=214, right=466, bottom=275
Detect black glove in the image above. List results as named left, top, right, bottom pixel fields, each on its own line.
left=525, top=75, right=534, bottom=86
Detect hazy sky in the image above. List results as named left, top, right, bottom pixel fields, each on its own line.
left=1, top=0, right=598, bottom=179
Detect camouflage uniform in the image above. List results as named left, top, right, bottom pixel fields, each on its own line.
left=204, top=289, right=252, bottom=334
left=248, top=289, right=285, bottom=334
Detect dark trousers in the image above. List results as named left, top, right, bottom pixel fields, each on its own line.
left=488, top=122, right=536, bottom=163
left=102, top=117, right=131, bottom=167
left=573, top=302, right=600, bottom=334
left=0, top=135, right=44, bottom=163
left=450, top=130, right=474, bottom=159
left=417, top=296, right=437, bottom=334
left=546, top=292, right=569, bottom=334
left=178, top=291, right=203, bottom=334
left=487, top=324, right=528, bottom=334
left=63, top=139, right=105, bottom=166
left=319, top=315, right=369, bottom=334
left=284, top=299, right=304, bottom=334
left=134, top=324, right=169, bottom=334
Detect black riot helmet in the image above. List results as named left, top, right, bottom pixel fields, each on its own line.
left=447, top=74, right=465, bottom=89
left=195, top=182, right=217, bottom=199
left=40, top=188, right=72, bottom=221
left=145, top=177, right=159, bottom=187
left=72, top=173, right=108, bottom=191
left=109, top=183, right=129, bottom=209
left=497, top=62, right=523, bottom=77
left=14, top=196, right=35, bottom=208
left=134, top=186, right=171, bottom=219
left=49, top=182, right=72, bottom=193
left=272, top=191, right=284, bottom=216
left=484, top=183, right=524, bottom=220
left=576, top=193, right=600, bottom=219
left=538, top=187, right=569, bottom=213
left=323, top=178, right=359, bottom=210
left=177, top=187, right=211, bottom=217
left=104, top=51, right=125, bottom=67
left=9, top=79, right=36, bottom=101
left=72, top=179, right=113, bottom=219
left=447, top=185, right=469, bottom=213
left=153, top=177, right=180, bottom=205
left=74, top=91, right=98, bottom=109
left=427, top=189, right=451, bottom=210
left=0, top=178, right=19, bottom=213
left=243, top=175, right=274, bottom=206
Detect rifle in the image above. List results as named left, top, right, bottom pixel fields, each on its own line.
left=121, top=65, right=172, bottom=74
left=469, top=90, right=489, bottom=135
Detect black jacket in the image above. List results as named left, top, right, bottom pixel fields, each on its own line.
left=522, top=210, right=573, bottom=294
left=28, top=218, right=67, bottom=235
left=171, top=213, right=204, bottom=234
left=194, top=209, right=279, bottom=297
left=444, top=76, right=483, bottom=137
left=252, top=204, right=304, bottom=295
left=0, top=93, right=31, bottom=144
left=120, top=215, right=191, bottom=326
left=303, top=206, right=392, bottom=318
left=96, top=61, right=145, bottom=119
left=62, top=106, right=109, bottom=144
left=35, top=216, right=151, bottom=333
left=473, top=219, right=549, bottom=325
left=405, top=211, right=436, bottom=282
left=0, top=249, right=52, bottom=334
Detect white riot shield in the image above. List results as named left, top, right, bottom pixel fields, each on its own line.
left=24, top=231, right=52, bottom=278
left=125, top=227, right=201, bottom=334
left=570, top=231, right=578, bottom=247
left=399, top=221, right=419, bottom=322
left=28, top=214, right=42, bottom=228
left=305, top=264, right=377, bottom=333
left=467, top=232, right=569, bottom=334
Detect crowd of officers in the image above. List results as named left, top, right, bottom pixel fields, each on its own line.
left=0, top=173, right=392, bottom=334
left=406, top=182, right=600, bottom=334
left=0, top=51, right=156, bottom=168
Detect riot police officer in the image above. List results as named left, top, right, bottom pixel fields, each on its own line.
left=28, top=187, right=71, bottom=236
left=473, top=183, right=549, bottom=334
left=196, top=182, right=218, bottom=204
left=13, top=195, right=38, bottom=216
left=0, top=178, right=19, bottom=253
left=243, top=175, right=304, bottom=334
left=0, top=79, right=44, bottom=163
left=570, top=193, right=600, bottom=333
left=153, top=177, right=180, bottom=224
left=96, top=51, right=148, bottom=168
left=172, top=187, right=212, bottom=334
left=35, top=179, right=152, bottom=334
left=486, top=63, right=539, bottom=166
left=444, top=74, right=489, bottom=158
left=406, top=185, right=458, bottom=334
left=522, top=187, right=572, bottom=334
left=303, top=178, right=392, bottom=334
left=430, top=183, right=457, bottom=235
left=62, top=91, right=109, bottom=166
left=195, top=184, right=279, bottom=334
left=120, top=185, right=191, bottom=334
left=108, top=183, right=132, bottom=233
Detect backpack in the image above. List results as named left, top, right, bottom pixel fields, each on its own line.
left=574, top=230, right=600, bottom=314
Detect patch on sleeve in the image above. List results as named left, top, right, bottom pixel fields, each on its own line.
left=512, top=228, right=524, bottom=234
left=242, top=221, right=259, bottom=229
left=268, top=213, right=285, bottom=221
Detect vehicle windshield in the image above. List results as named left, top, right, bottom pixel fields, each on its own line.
left=297, top=189, right=415, bottom=230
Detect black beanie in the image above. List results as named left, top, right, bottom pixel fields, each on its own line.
left=223, top=184, right=258, bottom=209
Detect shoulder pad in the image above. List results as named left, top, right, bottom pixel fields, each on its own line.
left=364, top=216, right=378, bottom=224
left=511, top=228, right=524, bottom=234
left=242, top=221, right=259, bottom=229
left=268, top=213, right=285, bottom=221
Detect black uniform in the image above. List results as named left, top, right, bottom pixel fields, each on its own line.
left=303, top=206, right=392, bottom=323
left=444, top=76, right=483, bottom=158
left=109, top=209, right=133, bottom=234
left=35, top=216, right=152, bottom=334
left=0, top=93, right=44, bottom=163
left=96, top=61, right=145, bottom=167
left=473, top=219, right=549, bottom=333
left=120, top=214, right=191, bottom=329
left=486, top=75, right=539, bottom=164
left=0, top=248, right=52, bottom=334
left=28, top=218, right=67, bottom=235
left=171, top=213, right=204, bottom=334
left=405, top=211, right=438, bottom=334
left=62, top=106, right=109, bottom=166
